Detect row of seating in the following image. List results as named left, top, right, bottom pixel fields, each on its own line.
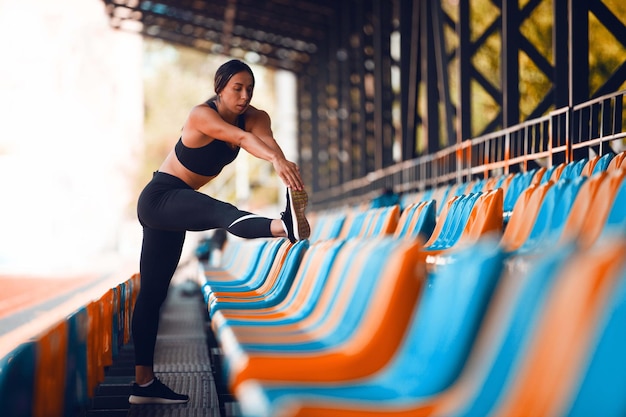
left=0, top=274, right=140, bottom=417
left=199, top=152, right=626, bottom=417
left=401, top=149, right=626, bottom=220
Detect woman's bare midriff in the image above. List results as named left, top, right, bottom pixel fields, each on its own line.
left=158, top=149, right=217, bottom=190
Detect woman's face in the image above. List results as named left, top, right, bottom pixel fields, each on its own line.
left=220, top=71, right=254, bottom=114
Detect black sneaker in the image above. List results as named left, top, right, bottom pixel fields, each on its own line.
left=281, top=188, right=311, bottom=243
left=128, top=378, right=189, bottom=405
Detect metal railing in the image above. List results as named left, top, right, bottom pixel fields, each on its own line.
left=310, top=89, right=626, bottom=210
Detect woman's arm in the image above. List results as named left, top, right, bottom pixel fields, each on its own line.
left=246, top=108, right=287, bottom=158
left=245, top=107, right=305, bottom=191
left=186, top=104, right=304, bottom=190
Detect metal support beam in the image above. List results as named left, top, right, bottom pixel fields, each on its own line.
left=372, top=0, right=395, bottom=169
left=502, top=0, right=521, bottom=128
left=570, top=0, right=590, bottom=106
left=421, top=0, right=441, bottom=154
left=431, top=0, right=455, bottom=148
left=458, top=0, right=472, bottom=143
left=400, top=0, right=420, bottom=160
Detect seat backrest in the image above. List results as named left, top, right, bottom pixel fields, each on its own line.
left=394, top=199, right=437, bottom=241
left=33, top=320, right=69, bottom=417
left=580, top=168, right=626, bottom=247
left=425, top=194, right=481, bottom=250
left=65, top=307, right=89, bottom=412
left=431, top=243, right=577, bottom=417
left=339, top=207, right=367, bottom=239
left=559, top=172, right=607, bottom=244
left=581, top=155, right=601, bottom=177
left=561, top=256, right=626, bottom=417
left=489, top=239, right=626, bottom=417
left=503, top=170, right=535, bottom=213
left=363, top=205, right=400, bottom=237
left=0, top=342, right=36, bottom=417
left=500, top=182, right=553, bottom=252
left=607, top=151, right=626, bottom=171
left=382, top=237, right=506, bottom=394
left=334, top=238, right=427, bottom=377
left=202, top=239, right=267, bottom=281
left=309, top=211, right=346, bottom=242
left=394, top=202, right=420, bottom=238
left=460, top=188, right=504, bottom=244
left=560, top=158, right=587, bottom=180
left=530, top=166, right=547, bottom=185
left=518, top=177, right=586, bottom=253
left=208, top=239, right=293, bottom=297
left=246, top=239, right=346, bottom=324
left=209, top=240, right=310, bottom=315
left=423, top=195, right=459, bottom=246
left=424, top=195, right=471, bottom=249
left=591, top=152, right=615, bottom=175
left=549, top=162, right=566, bottom=182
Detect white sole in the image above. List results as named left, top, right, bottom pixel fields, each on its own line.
left=288, top=189, right=310, bottom=240
left=129, top=395, right=189, bottom=405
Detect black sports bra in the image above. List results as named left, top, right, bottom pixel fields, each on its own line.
left=175, top=100, right=244, bottom=176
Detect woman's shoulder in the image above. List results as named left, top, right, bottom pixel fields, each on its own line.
left=188, top=101, right=217, bottom=120
left=243, top=105, right=270, bottom=123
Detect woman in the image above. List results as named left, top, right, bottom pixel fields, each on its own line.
left=129, top=59, right=310, bottom=405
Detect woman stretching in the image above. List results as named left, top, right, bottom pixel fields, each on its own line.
left=129, top=59, right=310, bottom=405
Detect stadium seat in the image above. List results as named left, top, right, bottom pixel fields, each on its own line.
left=607, top=150, right=626, bottom=171
left=33, top=321, right=69, bottom=417
left=500, top=181, right=553, bottom=252
left=458, top=188, right=503, bottom=244
left=208, top=240, right=309, bottom=318
left=393, top=199, right=437, bottom=241
left=513, top=177, right=586, bottom=254
left=234, top=237, right=509, bottom=417
left=579, top=168, right=626, bottom=247
left=548, top=162, right=567, bottom=182
left=202, top=239, right=269, bottom=285
left=581, top=154, right=601, bottom=177
left=307, top=211, right=346, bottom=242
left=484, top=238, right=626, bottom=417
left=422, top=196, right=465, bottom=247
left=361, top=205, right=400, bottom=237
left=0, top=342, right=37, bottom=417
left=423, top=193, right=481, bottom=251
left=204, top=239, right=289, bottom=296
left=503, top=170, right=536, bottom=217
left=339, top=205, right=399, bottom=239
left=591, top=152, right=615, bottom=175
left=211, top=239, right=347, bottom=335
left=65, top=307, right=89, bottom=414
left=424, top=189, right=503, bottom=263
left=217, top=238, right=425, bottom=392
left=235, top=233, right=626, bottom=417
left=560, top=158, right=587, bottom=180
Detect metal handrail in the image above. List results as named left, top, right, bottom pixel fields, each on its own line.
left=310, top=90, right=626, bottom=210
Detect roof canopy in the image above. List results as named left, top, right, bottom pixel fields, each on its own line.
left=103, top=0, right=338, bottom=72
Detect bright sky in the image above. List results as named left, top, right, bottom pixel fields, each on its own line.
left=0, top=0, right=143, bottom=274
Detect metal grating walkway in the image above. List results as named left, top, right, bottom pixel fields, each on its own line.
left=85, top=283, right=239, bottom=417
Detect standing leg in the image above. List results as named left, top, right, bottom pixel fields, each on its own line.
left=129, top=226, right=189, bottom=404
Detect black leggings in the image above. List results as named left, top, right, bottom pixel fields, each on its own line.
left=132, top=171, right=274, bottom=366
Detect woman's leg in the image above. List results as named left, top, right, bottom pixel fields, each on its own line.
left=132, top=226, right=186, bottom=383
left=139, top=181, right=277, bottom=238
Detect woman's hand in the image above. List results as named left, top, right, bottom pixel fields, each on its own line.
left=272, top=157, right=304, bottom=191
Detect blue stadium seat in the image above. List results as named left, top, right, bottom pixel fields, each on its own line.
left=234, top=237, right=509, bottom=417
left=0, top=342, right=36, bottom=417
